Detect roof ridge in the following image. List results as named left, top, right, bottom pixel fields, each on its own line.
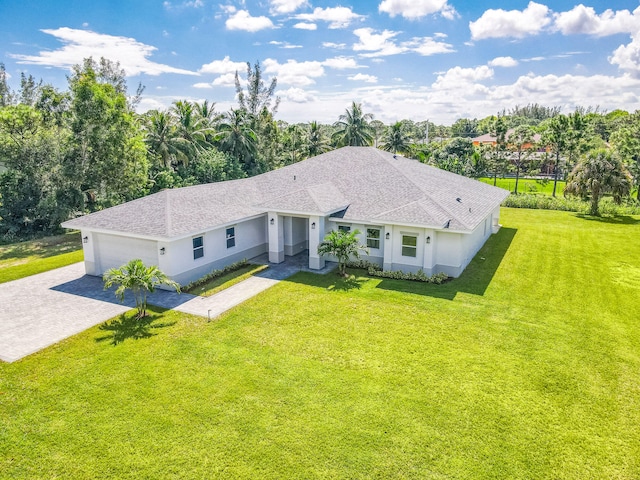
left=379, top=153, right=474, bottom=229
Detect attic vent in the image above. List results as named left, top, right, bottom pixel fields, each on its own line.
left=456, top=197, right=462, bottom=202
left=294, top=175, right=296, bottom=180
left=393, top=154, right=397, bottom=159
left=444, top=220, right=451, bottom=229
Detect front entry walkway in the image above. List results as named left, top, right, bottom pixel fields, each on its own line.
left=0, top=252, right=335, bottom=363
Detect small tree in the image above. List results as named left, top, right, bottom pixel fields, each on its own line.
left=103, top=259, right=180, bottom=319
left=317, top=229, right=368, bottom=277
left=564, top=149, right=632, bottom=216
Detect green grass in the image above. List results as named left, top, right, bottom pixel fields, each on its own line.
left=1, top=209, right=639, bottom=478
left=186, top=263, right=269, bottom=296
left=479, top=176, right=566, bottom=194
left=0, top=232, right=84, bottom=283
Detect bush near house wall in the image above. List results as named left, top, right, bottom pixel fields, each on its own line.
left=346, top=260, right=449, bottom=284
left=183, top=259, right=249, bottom=291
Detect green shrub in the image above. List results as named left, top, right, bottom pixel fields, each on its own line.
left=503, top=193, right=640, bottom=215
left=366, top=267, right=449, bottom=284
left=183, top=259, right=249, bottom=291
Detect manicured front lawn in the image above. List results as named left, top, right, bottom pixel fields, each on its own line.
left=0, top=232, right=83, bottom=283
left=1, top=209, right=639, bottom=478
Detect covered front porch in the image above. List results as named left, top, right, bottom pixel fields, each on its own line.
left=266, top=211, right=331, bottom=271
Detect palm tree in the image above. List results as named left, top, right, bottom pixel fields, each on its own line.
left=332, top=102, right=374, bottom=147
left=541, top=114, right=570, bottom=197
left=564, top=149, right=632, bottom=216
left=171, top=100, right=213, bottom=164
left=307, top=121, right=331, bottom=157
left=381, top=122, right=411, bottom=154
left=103, top=259, right=180, bottom=319
left=215, top=109, right=258, bottom=173
left=317, top=229, right=368, bottom=277
left=508, top=125, right=534, bottom=194
left=143, top=110, right=190, bottom=168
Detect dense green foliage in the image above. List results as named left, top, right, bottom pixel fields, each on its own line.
left=1, top=209, right=639, bottom=478
left=317, top=228, right=368, bottom=276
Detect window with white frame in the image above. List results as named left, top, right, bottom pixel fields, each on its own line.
left=338, top=225, right=351, bottom=233
left=401, top=235, right=417, bottom=257
left=226, top=227, right=236, bottom=248
left=193, top=236, right=204, bottom=259
left=366, top=228, right=381, bottom=249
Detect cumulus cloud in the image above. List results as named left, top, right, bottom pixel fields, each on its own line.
left=295, top=6, right=364, bottom=29
left=226, top=10, right=274, bottom=32
left=263, top=58, right=325, bottom=86
left=610, top=32, right=640, bottom=77
left=378, top=0, right=457, bottom=20
left=10, top=27, right=197, bottom=76
left=488, top=56, right=519, bottom=67
left=322, top=42, right=347, bottom=49
left=554, top=5, right=640, bottom=36
left=192, top=82, right=213, bottom=89
left=349, top=73, right=378, bottom=83
left=432, top=66, right=494, bottom=90
left=322, top=56, right=361, bottom=69
left=212, top=72, right=237, bottom=87
left=277, top=87, right=317, bottom=103
left=294, top=22, right=317, bottom=30
left=269, top=0, right=308, bottom=15
left=199, top=56, right=246, bottom=74
left=270, top=41, right=303, bottom=49
left=469, top=2, right=552, bottom=40
left=353, top=28, right=454, bottom=57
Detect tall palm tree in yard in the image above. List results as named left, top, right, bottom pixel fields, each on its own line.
left=103, top=259, right=180, bottom=319
left=564, top=149, right=632, bottom=216
left=171, top=100, right=213, bottom=163
left=215, top=109, right=258, bottom=173
left=381, top=121, right=411, bottom=154
left=307, top=121, right=331, bottom=157
left=332, top=102, right=374, bottom=147
left=144, top=110, right=190, bottom=168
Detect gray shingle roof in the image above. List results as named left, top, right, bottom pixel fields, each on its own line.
left=62, top=147, right=509, bottom=239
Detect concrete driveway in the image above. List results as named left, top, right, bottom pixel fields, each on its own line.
left=1, top=255, right=335, bottom=363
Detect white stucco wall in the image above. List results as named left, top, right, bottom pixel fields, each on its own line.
left=284, top=216, right=309, bottom=256
left=159, top=215, right=268, bottom=285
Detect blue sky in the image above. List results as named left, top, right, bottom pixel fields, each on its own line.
left=1, top=0, right=640, bottom=124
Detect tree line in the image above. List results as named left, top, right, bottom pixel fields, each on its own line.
left=1, top=57, right=639, bottom=240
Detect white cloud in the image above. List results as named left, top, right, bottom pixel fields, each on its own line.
left=554, top=5, right=640, bottom=37
left=263, top=58, right=325, bottom=86
left=294, top=22, right=317, bottom=30
left=378, top=0, right=457, bottom=20
left=270, top=41, right=303, bottom=49
left=610, top=32, right=640, bottom=77
left=353, top=28, right=454, bottom=57
left=322, top=56, right=360, bottom=69
left=199, top=56, right=246, bottom=74
left=226, top=10, right=274, bottom=32
left=469, top=2, right=552, bottom=40
left=193, top=82, right=213, bottom=89
left=295, top=6, right=364, bottom=29
left=349, top=73, right=378, bottom=83
left=212, top=73, right=238, bottom=87
left=432, top=65, right=494, bottom=90
left=488, top=56, right=519, bottom=67
left=277, top=87, right=317, bottom=103
left=164, top=0, right=204, bottom=10
left=269, top=0, right=308, bottom=15
left=10, top=27, right=197, bottom=76
left=323, top=42, right=347, bottom=49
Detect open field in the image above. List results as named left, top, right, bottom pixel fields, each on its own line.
left=0, top=232, right=83, bottom=284
left=1, top=209, right=639, bottom=478
left=479, top=177, right=566, bottom=194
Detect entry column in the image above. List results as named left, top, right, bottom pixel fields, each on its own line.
left=308, top=215, right=325, bottom=270
left=268, top=212, right=285, bottom=263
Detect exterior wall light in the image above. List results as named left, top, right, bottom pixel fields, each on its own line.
left=160, top=247, right=166, bottom=255
left=426, top=236, right=431, bottom=244
left=385, top=232, right=390, bottom=240
left=311, top=222, right=316, bottom=229
left=83, top=236, right=89, bottom=244
left=270, top=218, right=275, bottom=225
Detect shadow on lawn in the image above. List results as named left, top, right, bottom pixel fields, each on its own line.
left=95, top=313, right=176, bottom=346
left=326, top=275, right=365, bottom=291
left=574, top=213, right=640, bottom=225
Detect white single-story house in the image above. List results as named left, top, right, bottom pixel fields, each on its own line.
left=62, top=147, right=510, bottom=285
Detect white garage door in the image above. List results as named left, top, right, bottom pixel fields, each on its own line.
left=95, top=233, right=158, bottom=274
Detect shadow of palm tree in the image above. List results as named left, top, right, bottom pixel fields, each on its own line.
left=327, top=274, right=365, bottom=291
left=95, top=313, right=177, bottom=346
left=575, top=213, right=640, bottom=225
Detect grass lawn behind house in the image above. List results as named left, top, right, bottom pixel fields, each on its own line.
left=0, top=232, right=83, bottom=283
left=1, top=209, right=639, bottom=479
left=479, top=177, right=566, bottom=194
left=186, top=264, right=268, bottom=297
